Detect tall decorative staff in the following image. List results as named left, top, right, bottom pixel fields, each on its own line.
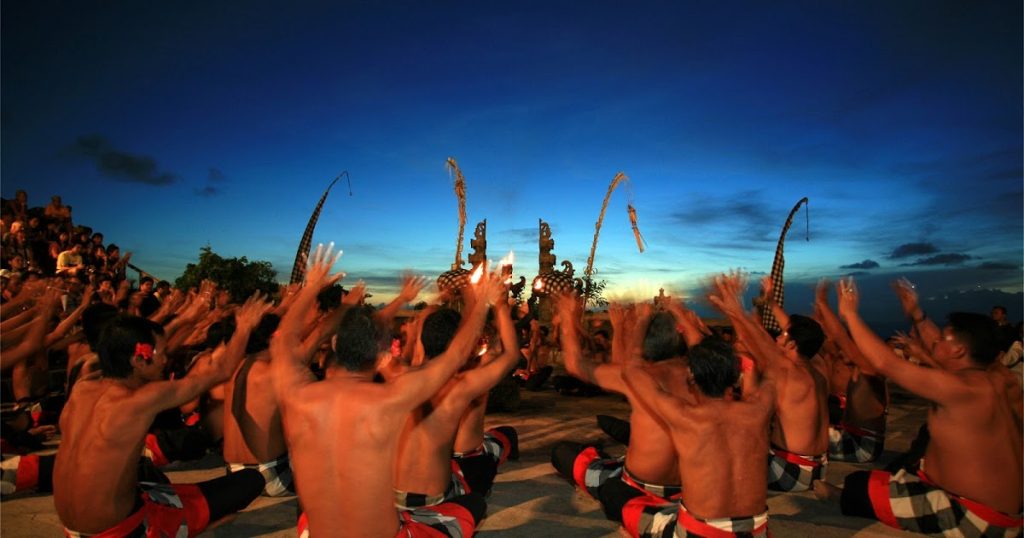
left=758, top=197, right=809, bottom=334
left=289, top=171, right=352, bottom=284
left=436, top=157, right=483, bottom=300
left=582, top=171, right=645, bottom=307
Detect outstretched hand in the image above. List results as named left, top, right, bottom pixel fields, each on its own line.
left=891, top=277, right=921, bottom=317
left=397, top=273, right=429, bottom=303
left=236, top=292, right=273, bottom=331
left=304, top=243, right=344, bottom=291
left=836, top=277, right=860, bottom=320
left=707, top=271, right=748, bottom=317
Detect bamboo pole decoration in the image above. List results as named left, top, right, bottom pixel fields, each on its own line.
left=446, top=157, right=468, bottom=270
left=290, top=171, right=352, bottom=284
left=760, top=197, right=809, bottom=334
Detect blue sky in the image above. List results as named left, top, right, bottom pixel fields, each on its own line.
left=3, top=1, right=1021, bottom=327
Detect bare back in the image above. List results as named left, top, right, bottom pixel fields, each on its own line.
left=393, top=376, right=471, bottom=497
left=843, top=371, right=887, bottom=431
left=452, top=394, right=487, bottom=454
left=670, top=388, right=774, bottom=519
left=923, top=369, right=1023, bottom=514
left=281, top=375, right=408, bottom=537
left=53, top=380, right=154, bottom=533
left=624, top=360, right=687, bottom=486
left=770, top=360, right=829, bottom=455
left=222, top=352, right=286, bottom=463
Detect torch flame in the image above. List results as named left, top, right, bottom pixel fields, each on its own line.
left=470, top=263, right=484, bottom=284
left=498, top=251, right=515, bottom=284
left=534, top=278, right=544, bottom=291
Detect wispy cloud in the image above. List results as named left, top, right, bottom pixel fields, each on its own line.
left=840, top=259, right=880, bottom=270
left=71, top=134, right=176, bottom=185
left=889, top=242, right=938, bottom=259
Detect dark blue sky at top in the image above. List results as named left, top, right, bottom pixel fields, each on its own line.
left=3, top=1, right=1021, bottom=327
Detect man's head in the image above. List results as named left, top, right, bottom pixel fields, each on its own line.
left=83, top=303, right=120, bottom=351
left=91, top=232, right=104, bottom=246
left=782, top=314, right=825, bottom=360
left=687, top=336, right=739, bottom=398
left=937, top=312, right=1001, bottom=368
left=991, top=306, right=1008, bottom=325
left=421, top=307, right=461, bottom=359
left=332, top=307, right=387, bottom=372
left=139, top=277, right=154, bottom=294
left=97, top=315, right=166, bottom=380
left=643, top=312, right=683, bottom=362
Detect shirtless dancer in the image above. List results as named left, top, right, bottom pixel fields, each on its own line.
left=221, top=312, right=296, bottom=496
left=748, top=275, right=828, bottom=492
left=53, top=294, right=271, bottom=537
left=550, top=295, right=692, bottom=522
left=813, top=280, right=888, bottom=463
left=616, top=274, right=777, bottom=538
left=272, top=245, right=503, bottom=537
left=816, top=277, right=1023, bottom=536
left=393, top=290, right=520, bottom=509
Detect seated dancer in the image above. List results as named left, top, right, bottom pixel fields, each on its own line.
left=813, top=280, right=888, bottom=463
left=748, top=275, right=828, bottom=492
left=393, top=289, right=520, bottom=509
left=550, top=295, right=691, bottom=522
left=816, top=278, right=1023, bottom=536
left=53, top=294, right=272, bottom=537
left=221, top=312, right=297, bottom=496
left=272, top=245, right=502, bottom=538
left=617, top=278, right=777, bottom=538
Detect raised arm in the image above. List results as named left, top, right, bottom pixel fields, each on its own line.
left=387, top=266, right=503, bottom=410
left=707, top=272, right=786, bottom=376
left=136, top=292, right=272, bottom=411
left=891, top=278, right=941, bottom=349
left=45, top=285, right=95, bottom=347
left=812, top=279, right=878, bottom=376
left=374, top=274, right=427, bottom=324
left=664, top=295, right=710, bottom=348
left=836, top=277, right=972, bottom=406
left=557, top=293, right=629, bottom=394
left=451, top=293, right=521, bottom=402
left=271, top=244, right=344, bottom=399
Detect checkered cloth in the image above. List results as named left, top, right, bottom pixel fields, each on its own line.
left=394, top=461, right=471, bottom=510
left=454, top=427, right=514, bottom=465
left=1, top=454, right=38, bottom=495
left=761, top=197, right=808, bottom=335
left=63, top=482, right=210, bottom=538
left=289, top=175, right=343, bottom=284
left=298, top=498, right=478, bottom=538
left=622, top=496, right=770, bottom=538
left=767, top=446, right=826, bottom=492
left=860, top=468, right=1023, bottom=536
left=572, top=446, right=681, bottom=500
left=226, top=453, right=295, bottom=497
left=828, top=423, right=884, bottom=463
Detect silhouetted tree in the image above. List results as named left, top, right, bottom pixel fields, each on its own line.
left=175, top=246, right=279, bottom=304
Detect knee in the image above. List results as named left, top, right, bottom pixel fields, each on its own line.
left=550, top=441, right=585, bottom=478
left=450, top=492, right=487, bottom=525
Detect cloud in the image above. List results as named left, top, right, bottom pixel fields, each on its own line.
left=978, top=261, right=1019, bottom=270
left=499, top=227, right=541, bottom=242
left=208, top=167, right=227, bottom=182
left=195, top=186, right=221, bottom=197
left=900, top=253, right=972, bottom=266
left=888, top=242, right=938, bottom=259
left=71, top=134, right=176, bottom=185
left=840, top=259, right=880, bottom=270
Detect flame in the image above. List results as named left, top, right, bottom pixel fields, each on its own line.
left=470, top=263, right=484, bottom=284
left=534, top=278, right=544, bottom=291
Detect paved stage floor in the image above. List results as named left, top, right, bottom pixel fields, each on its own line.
left=2, top=380, right=927, bottom=537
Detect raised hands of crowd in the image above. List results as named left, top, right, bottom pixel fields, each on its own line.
left=664, top=294, right=711, bottom=348
left=45, top=284, right=95, bottom=348
left=273, top=243, right=344, bottom=373
left=760, top=275, right=791, bottom=331
left=890, top=330, right=936, bottom=367
left=375, top=273, right=428, bottom=324
left=813, top=279, right=876, bottom=376
left=707, top=271, right=783, bottom=374
left=890, top=277, right=941, bottom=349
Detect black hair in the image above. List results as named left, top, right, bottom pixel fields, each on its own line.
left=333, top=307, right=386, bottom=372
left=421, top=308, right=462, bottom=359
left=82, top=303, right=119, bottom=350
left=688, top=335, right=739, bottom=398
left=947, top=312, right=1001, bottom=366
left=245, top=313, right=281, bottom=354
left=787, top=314, right=825, bottom=360
left=643, top=312, right=683, bottom=362
left=204, top=317, right=237, bottom=350
left=97, top=315, right=164, bottom=378
left=138, top=294, right=161, bottom=319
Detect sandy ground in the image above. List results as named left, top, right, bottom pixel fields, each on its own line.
left=1, top=380, right=927, bottom=537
